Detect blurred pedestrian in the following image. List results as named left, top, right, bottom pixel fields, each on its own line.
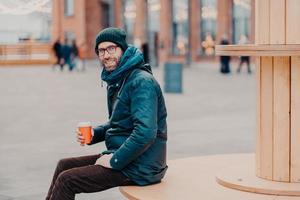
left=154, top=32, right=159, bottom=66
left=219, top=35, right=231, bottom=74
left=62, top=38, right=74, bottom=71
left=71, top=39, right=79, bottom=71
left=237, top=35, right=251, bottom=74
left=78, top=43, right=86, bottom=71
left=141, top=42, right=149, bottom=63
left=52, top=38, right=63, bottom=71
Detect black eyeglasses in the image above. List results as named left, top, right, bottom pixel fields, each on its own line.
left=97, top=45, right=118, bottom=56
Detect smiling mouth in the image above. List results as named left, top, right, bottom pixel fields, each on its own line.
left=105, top=62, right=115, bottom=67
left=105, top=59, right=115, bottom=63
left=104, top=60, right=117, bottom=68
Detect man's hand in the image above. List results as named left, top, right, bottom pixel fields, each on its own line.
left=76, top=127, right=94, bottom=146
left=95, top=154, right=113, bottom=168
left=76, top=128, right=85, bottom=146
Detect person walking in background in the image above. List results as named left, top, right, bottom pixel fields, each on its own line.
left=71, top=39, right=79, bottom=71
left=141, top=42, right=149, bottom=63
left=77, top=43, right=87, bottom=71
left=45, top=27, right=168, bottom=200
left=52, top=38, right=63, bottom=71
left=219, top=34, right=231, bottom=74
left=237, top=35, right=251, bottom=74
left=61, top=38, right=74, bottom=71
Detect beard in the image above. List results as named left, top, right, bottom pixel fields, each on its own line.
left=102, top=57, right=120, bottom=72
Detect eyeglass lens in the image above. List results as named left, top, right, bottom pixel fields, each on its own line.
left=98, top=45, right=117, bottom=56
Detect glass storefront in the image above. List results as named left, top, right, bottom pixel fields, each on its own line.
left=200, top=0, right=217, bottom=56
left=123, top=0, right=136, bottom=44
left=171, top=0, right=189, bottom=56
left=120, top=0, right=252, bottom=59
left=232, top=0, right=251, bottom=44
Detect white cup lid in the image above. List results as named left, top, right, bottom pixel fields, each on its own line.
left=78, top=122, right=92, bottom=127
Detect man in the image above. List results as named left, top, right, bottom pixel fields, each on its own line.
left=52, top=38, right=63, bottom=70
left=61, top=38, right=74, bottom=71
left=46, top=27, right=168, bottom=200
left=237, top=35, right=251, bottom=74
left=219, top=34, right=231, bottom=74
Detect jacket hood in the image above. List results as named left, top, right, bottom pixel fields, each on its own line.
left=140, top=63, right=152, bottom=74
left=101, top=45, right=144, bottom=85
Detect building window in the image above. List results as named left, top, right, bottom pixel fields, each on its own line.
left=123, top=0, right=136, bottom=44
left=200, top=0, right=217, bottom=56
left=171, top=0, right=189, bottom=56
left=232, top=0, right=251, bottom=44
left=64, top=0, right=74, bottom=17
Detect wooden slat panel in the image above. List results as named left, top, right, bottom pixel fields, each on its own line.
left=255, top=0, right=270, bottom=44
left=291, top=56, right=300, bottom=182
left=273, top=57, right=291, bottom=182
left=259, top=56, right=273, bottom=179
left=216, top=44, right=300, bottom=51
left=270, top=0, right=285, bottom=44
left=256, top=57, right=261, bottom=177
left=286, top=0, right=300, bottom=44
left=215, top=44, right=300, bottom=56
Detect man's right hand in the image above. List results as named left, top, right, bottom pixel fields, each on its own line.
left=76, top=128, right=85, bottom=146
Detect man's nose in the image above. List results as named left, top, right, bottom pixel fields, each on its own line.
left=103, top=50, right=110, bottom=58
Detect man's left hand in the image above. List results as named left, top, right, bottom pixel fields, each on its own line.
left=95, top=154, right=113, bottom=168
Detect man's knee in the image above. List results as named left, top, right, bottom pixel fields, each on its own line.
left=57, top=158, right=72, bottom=170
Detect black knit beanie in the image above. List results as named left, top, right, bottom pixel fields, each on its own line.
left=95, top=27, right=128, bottom=55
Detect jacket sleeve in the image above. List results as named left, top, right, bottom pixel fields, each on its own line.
left=110, top=78, right=158, bottom=170
left=88, top=122, right=111, bottom=145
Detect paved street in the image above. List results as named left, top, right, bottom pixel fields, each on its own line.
left=0, top=60, right=256, bottom=200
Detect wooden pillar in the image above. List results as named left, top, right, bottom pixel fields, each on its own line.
left=255, top=0, right=300, bottom=183
left=288, top=0, right=300, bottom=183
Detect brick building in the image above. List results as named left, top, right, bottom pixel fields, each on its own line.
left=52, top=0, right=254, bottom=66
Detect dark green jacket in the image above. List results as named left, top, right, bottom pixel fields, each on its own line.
left=91, top=46, right=168, bottom=185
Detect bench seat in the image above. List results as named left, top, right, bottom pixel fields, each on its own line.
left=119, top=154, right=300, bottom=200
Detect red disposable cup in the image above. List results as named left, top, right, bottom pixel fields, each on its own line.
left=78, top=122, right=92, bottom=144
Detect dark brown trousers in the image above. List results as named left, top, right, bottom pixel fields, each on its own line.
left=45, top=154, right=134, bottom=200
